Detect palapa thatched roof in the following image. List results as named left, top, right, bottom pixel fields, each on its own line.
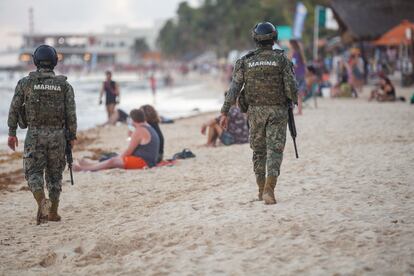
left=374, top=20, right=414, bottom=46
left=331, top=0, right=414, bottom=42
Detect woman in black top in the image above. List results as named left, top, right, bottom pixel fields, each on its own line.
left=99, top=71, right=120, bottom=119
left=369, top=75, right=396, bottom=102
left=140, top=105, right=164, bottom=163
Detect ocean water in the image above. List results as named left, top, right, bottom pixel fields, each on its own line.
left=0, top=72, right=223, bottom=147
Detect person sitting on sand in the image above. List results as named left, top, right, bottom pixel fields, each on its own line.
left=140, top=104, right=164, bottom=163
left=74, top=109, right=160, bottom=171
left=369, top=75, right=396, bottom=102
left=201, top=105, right=248, bottom=147
left=331, top=62, right=353, bottom=98
left=102, top=108, right=129, bottom=126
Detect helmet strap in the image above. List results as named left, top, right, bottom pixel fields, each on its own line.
left=257, top=40, right=275, bottom=47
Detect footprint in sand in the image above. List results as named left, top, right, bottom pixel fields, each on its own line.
left=74, top=246, right=83, bottom=254
left=39, top=252, right=57, bottom=267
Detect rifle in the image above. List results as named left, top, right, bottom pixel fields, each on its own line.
left=65, top=132, right=74, bottom=185
left=65, top=136, right=73, bottom=185
left=287, top=104, right=299, bottom=159
left=64, top=87, right=74, bottom=186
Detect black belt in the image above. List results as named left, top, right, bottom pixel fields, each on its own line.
left=28, top=125, right=64, bottom=130
left=249, top=103, right=286, bottom=106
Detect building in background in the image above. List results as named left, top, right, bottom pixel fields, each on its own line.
left=17, top=24, right=163, bottom=70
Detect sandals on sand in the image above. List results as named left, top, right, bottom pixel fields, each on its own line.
left=172, top=149, right=196, bottom=160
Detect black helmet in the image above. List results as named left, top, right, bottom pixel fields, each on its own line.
left=252, top=22, right=278, bottom=43
left=33, top=45, right=58, bottom=68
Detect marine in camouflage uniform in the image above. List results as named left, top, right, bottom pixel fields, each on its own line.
left=220, top=22, right=297, bottom=204
left=7, top=45, right=77, bottom=224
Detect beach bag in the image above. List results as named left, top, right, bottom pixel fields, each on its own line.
left=339, top=83, right=353, bottom=98
left=237, top=88, right=249, bottom=113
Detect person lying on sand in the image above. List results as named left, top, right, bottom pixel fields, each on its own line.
left=201, top=105, right=248, bottom=147
left=101, top=108, right=129, bottom=126
left=74, top=109, right=160, bottom=171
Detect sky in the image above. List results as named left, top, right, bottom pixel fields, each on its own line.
left=0, top=0, right=200, bottom=51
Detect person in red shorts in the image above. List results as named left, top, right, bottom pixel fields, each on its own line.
left=74, top=109, right=160, bottom=171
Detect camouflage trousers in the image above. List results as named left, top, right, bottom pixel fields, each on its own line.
left=248, top=105, right=288, bottom=178
left=23, top=128, right=66, bottom=201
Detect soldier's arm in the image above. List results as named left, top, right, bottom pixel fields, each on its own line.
left=221, top=58, right=245, bottom=115
left=7, top=80, right=25, bottom=136
left=283, top=57, right=299, bottom=105
left=65, top=83, right=77, bottom=140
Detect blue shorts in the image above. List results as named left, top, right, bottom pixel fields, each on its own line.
left=296, top=77, right=306, bottom=95
left=220, top=131, right=235, bottom=146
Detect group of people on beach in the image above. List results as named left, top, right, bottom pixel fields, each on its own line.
left=74, top=103, right=164, bottom=172
left=331, top=48, right=403, bottom=102
left=85, top=71, right=250, bottom=173
left=6, top=21, right=299, bottom=225
left=10, top=17, right=414, bottom=225
left=290, top=40, right=404, bottom=107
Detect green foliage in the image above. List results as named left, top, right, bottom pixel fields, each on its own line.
left=157, top=0, right=330, bottom=58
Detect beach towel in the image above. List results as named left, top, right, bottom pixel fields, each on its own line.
left=99, top=152, right=118, bottom=162
left=156, top=160, right=178, bottom=167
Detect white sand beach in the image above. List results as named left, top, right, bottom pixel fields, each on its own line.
left=0, top=89, right=413, bottom=275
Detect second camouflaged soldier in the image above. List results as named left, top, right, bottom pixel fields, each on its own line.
left=7, top=45, right=77, bottom=224
left=220, top=22, right=298, bottom=205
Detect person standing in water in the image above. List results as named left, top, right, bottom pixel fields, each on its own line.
left=99, top=71, right=120, bottom=119
left=149, top=73, right=157, bottom=104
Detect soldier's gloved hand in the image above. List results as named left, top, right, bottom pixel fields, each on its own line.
left=7, top=136, right=18, bottom=151
left=99, top=99, right=103, bottom=105
left=219, top=114, right=229, bottom=130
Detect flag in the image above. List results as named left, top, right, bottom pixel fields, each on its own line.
left=325, top=8, right=338, bottom=30
left=317, top=7, right=338, bottom=30
left=293, top=2, right=308, bottom=39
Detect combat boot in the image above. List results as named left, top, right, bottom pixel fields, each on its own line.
left=256, top=176, right=265, bottom=201
left=48, top=200, right=61, bottom=222
left=33, top=190, right=50, bottom=225
left=262, top=176, right=277, bottom=205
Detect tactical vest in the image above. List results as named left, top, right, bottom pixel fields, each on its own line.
left=23, top=73, right=68, bottom=128
left=243, top=49, right=288, bottom=106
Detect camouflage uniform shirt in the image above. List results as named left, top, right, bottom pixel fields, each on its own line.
left=221, top=45, right=298, bottom=178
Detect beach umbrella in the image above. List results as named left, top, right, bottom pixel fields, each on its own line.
left=374, top=20, right=414, bottom=46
